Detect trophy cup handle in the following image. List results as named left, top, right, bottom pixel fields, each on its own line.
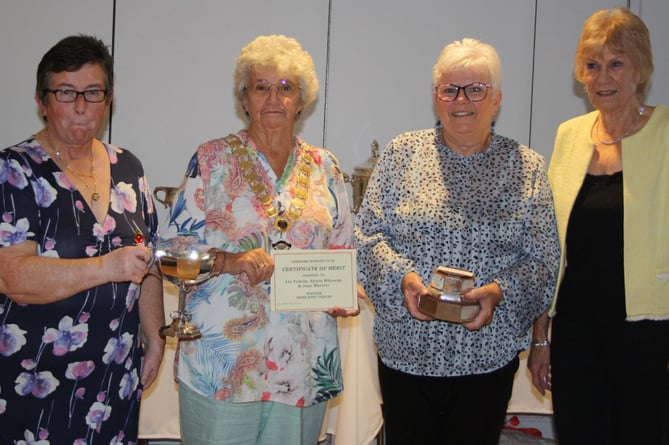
left=346, top=139, right=380, bottom=213
left=153, top=186, right=178, bottom=209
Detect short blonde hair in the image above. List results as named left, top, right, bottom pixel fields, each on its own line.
left=574, top=8, right=653, bottom=98
left=432, top=38, right=502, bottom=91
left=233, top=35, right=319, bottom=111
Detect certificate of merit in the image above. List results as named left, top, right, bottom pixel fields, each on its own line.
left=270, top=249, right=358, bottom=311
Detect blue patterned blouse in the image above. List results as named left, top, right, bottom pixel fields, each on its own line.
left=355, top=124, right=560, bottom=376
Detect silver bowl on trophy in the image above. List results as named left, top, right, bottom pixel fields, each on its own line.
left=155, top=234, right=215, bottom=340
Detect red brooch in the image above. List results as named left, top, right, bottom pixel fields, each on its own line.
left=132, top=222, right=145, bottom=245
left=134, top=232, right=145, bottom=245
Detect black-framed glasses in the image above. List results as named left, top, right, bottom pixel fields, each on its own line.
left=246, top=79, right=300, bottom=98
left=435, top=82, right=491, bottom=102
left=43, top=89, right=108, bottom=103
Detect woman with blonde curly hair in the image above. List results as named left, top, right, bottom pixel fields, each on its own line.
left=163, top=34, right=359, bottom=445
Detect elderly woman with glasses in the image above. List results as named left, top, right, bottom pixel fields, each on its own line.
left=161, top=34, right=359, bottom=445
left=0, top=35, right=163, bottom=443
left=355, top=37, right=560, bottom=445
left=529, top=8, right=669, bottom=444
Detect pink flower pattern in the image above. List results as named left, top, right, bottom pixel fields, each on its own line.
left=42, top=316, right=89, bottom=356
left=163, top=130, right=353, bottom=407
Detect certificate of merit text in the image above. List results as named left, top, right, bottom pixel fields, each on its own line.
left=270, top=249, right=358, bottom=311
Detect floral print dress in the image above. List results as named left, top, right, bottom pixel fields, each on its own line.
left=162, top=130, right=353, bottom=407
left=0, top=137, right=158, bottom=445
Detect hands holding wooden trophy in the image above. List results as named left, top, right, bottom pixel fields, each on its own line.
left=418, top=266, right=480, bottom=323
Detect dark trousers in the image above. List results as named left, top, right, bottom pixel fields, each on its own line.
left=378, top=355, right=519, bottom=445
left=551, top=318, right=669, bottom=445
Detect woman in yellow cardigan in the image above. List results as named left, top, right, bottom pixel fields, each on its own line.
left=528, top=8, right=669, bottom=445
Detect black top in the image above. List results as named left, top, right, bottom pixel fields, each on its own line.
left=556, top=171, right=627, bottom=324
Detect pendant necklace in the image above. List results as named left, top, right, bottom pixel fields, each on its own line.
left=595, top=105, right=645, bottom=146
left=271, top=202, right=293, bottom=250
left=225, top=134, right=312, bottom=245
left=46, top=132, right=100, bottom=201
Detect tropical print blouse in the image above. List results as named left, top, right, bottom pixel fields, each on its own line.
left=162, top=130, right=353, bottom=407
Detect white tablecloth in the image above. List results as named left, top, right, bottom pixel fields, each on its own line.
left=319, top=297, right=384, bottom=444
left=138, top=283, right=180, bottom=439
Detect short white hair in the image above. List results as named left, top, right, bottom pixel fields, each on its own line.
left=432, top=37, right=502, bottom=91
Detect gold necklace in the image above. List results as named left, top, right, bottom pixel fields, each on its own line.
left=46, top=132, right=100, bottom=201
left=225, top=134, right=312, bottom=233
left=595, top=105, right=645, bottom=146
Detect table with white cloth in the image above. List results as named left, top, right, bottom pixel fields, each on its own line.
left=138, top=285, right=551, bottom=444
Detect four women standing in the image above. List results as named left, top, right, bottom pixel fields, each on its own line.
left=1, top=7, right=666, bottom=444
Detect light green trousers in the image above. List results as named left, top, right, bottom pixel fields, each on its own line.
left=179, top=383, right=327, bottom=445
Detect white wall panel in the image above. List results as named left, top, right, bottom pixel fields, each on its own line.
left=325, top=0, right=537, bottom=174
left=0, top=1, right=113, bottom=146
left=634, top=0, right=669, bottom=107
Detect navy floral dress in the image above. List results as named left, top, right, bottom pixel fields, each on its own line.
left=0, top=137, right=158, bottom=445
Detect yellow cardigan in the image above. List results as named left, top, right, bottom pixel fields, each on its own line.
left=549, top=105, right=669, bottom=320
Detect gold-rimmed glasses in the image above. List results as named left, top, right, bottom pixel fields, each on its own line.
left=246, top=79, right=301, bottom=98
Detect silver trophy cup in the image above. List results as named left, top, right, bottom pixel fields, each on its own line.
left=155, top=235, right=215, bottom=339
